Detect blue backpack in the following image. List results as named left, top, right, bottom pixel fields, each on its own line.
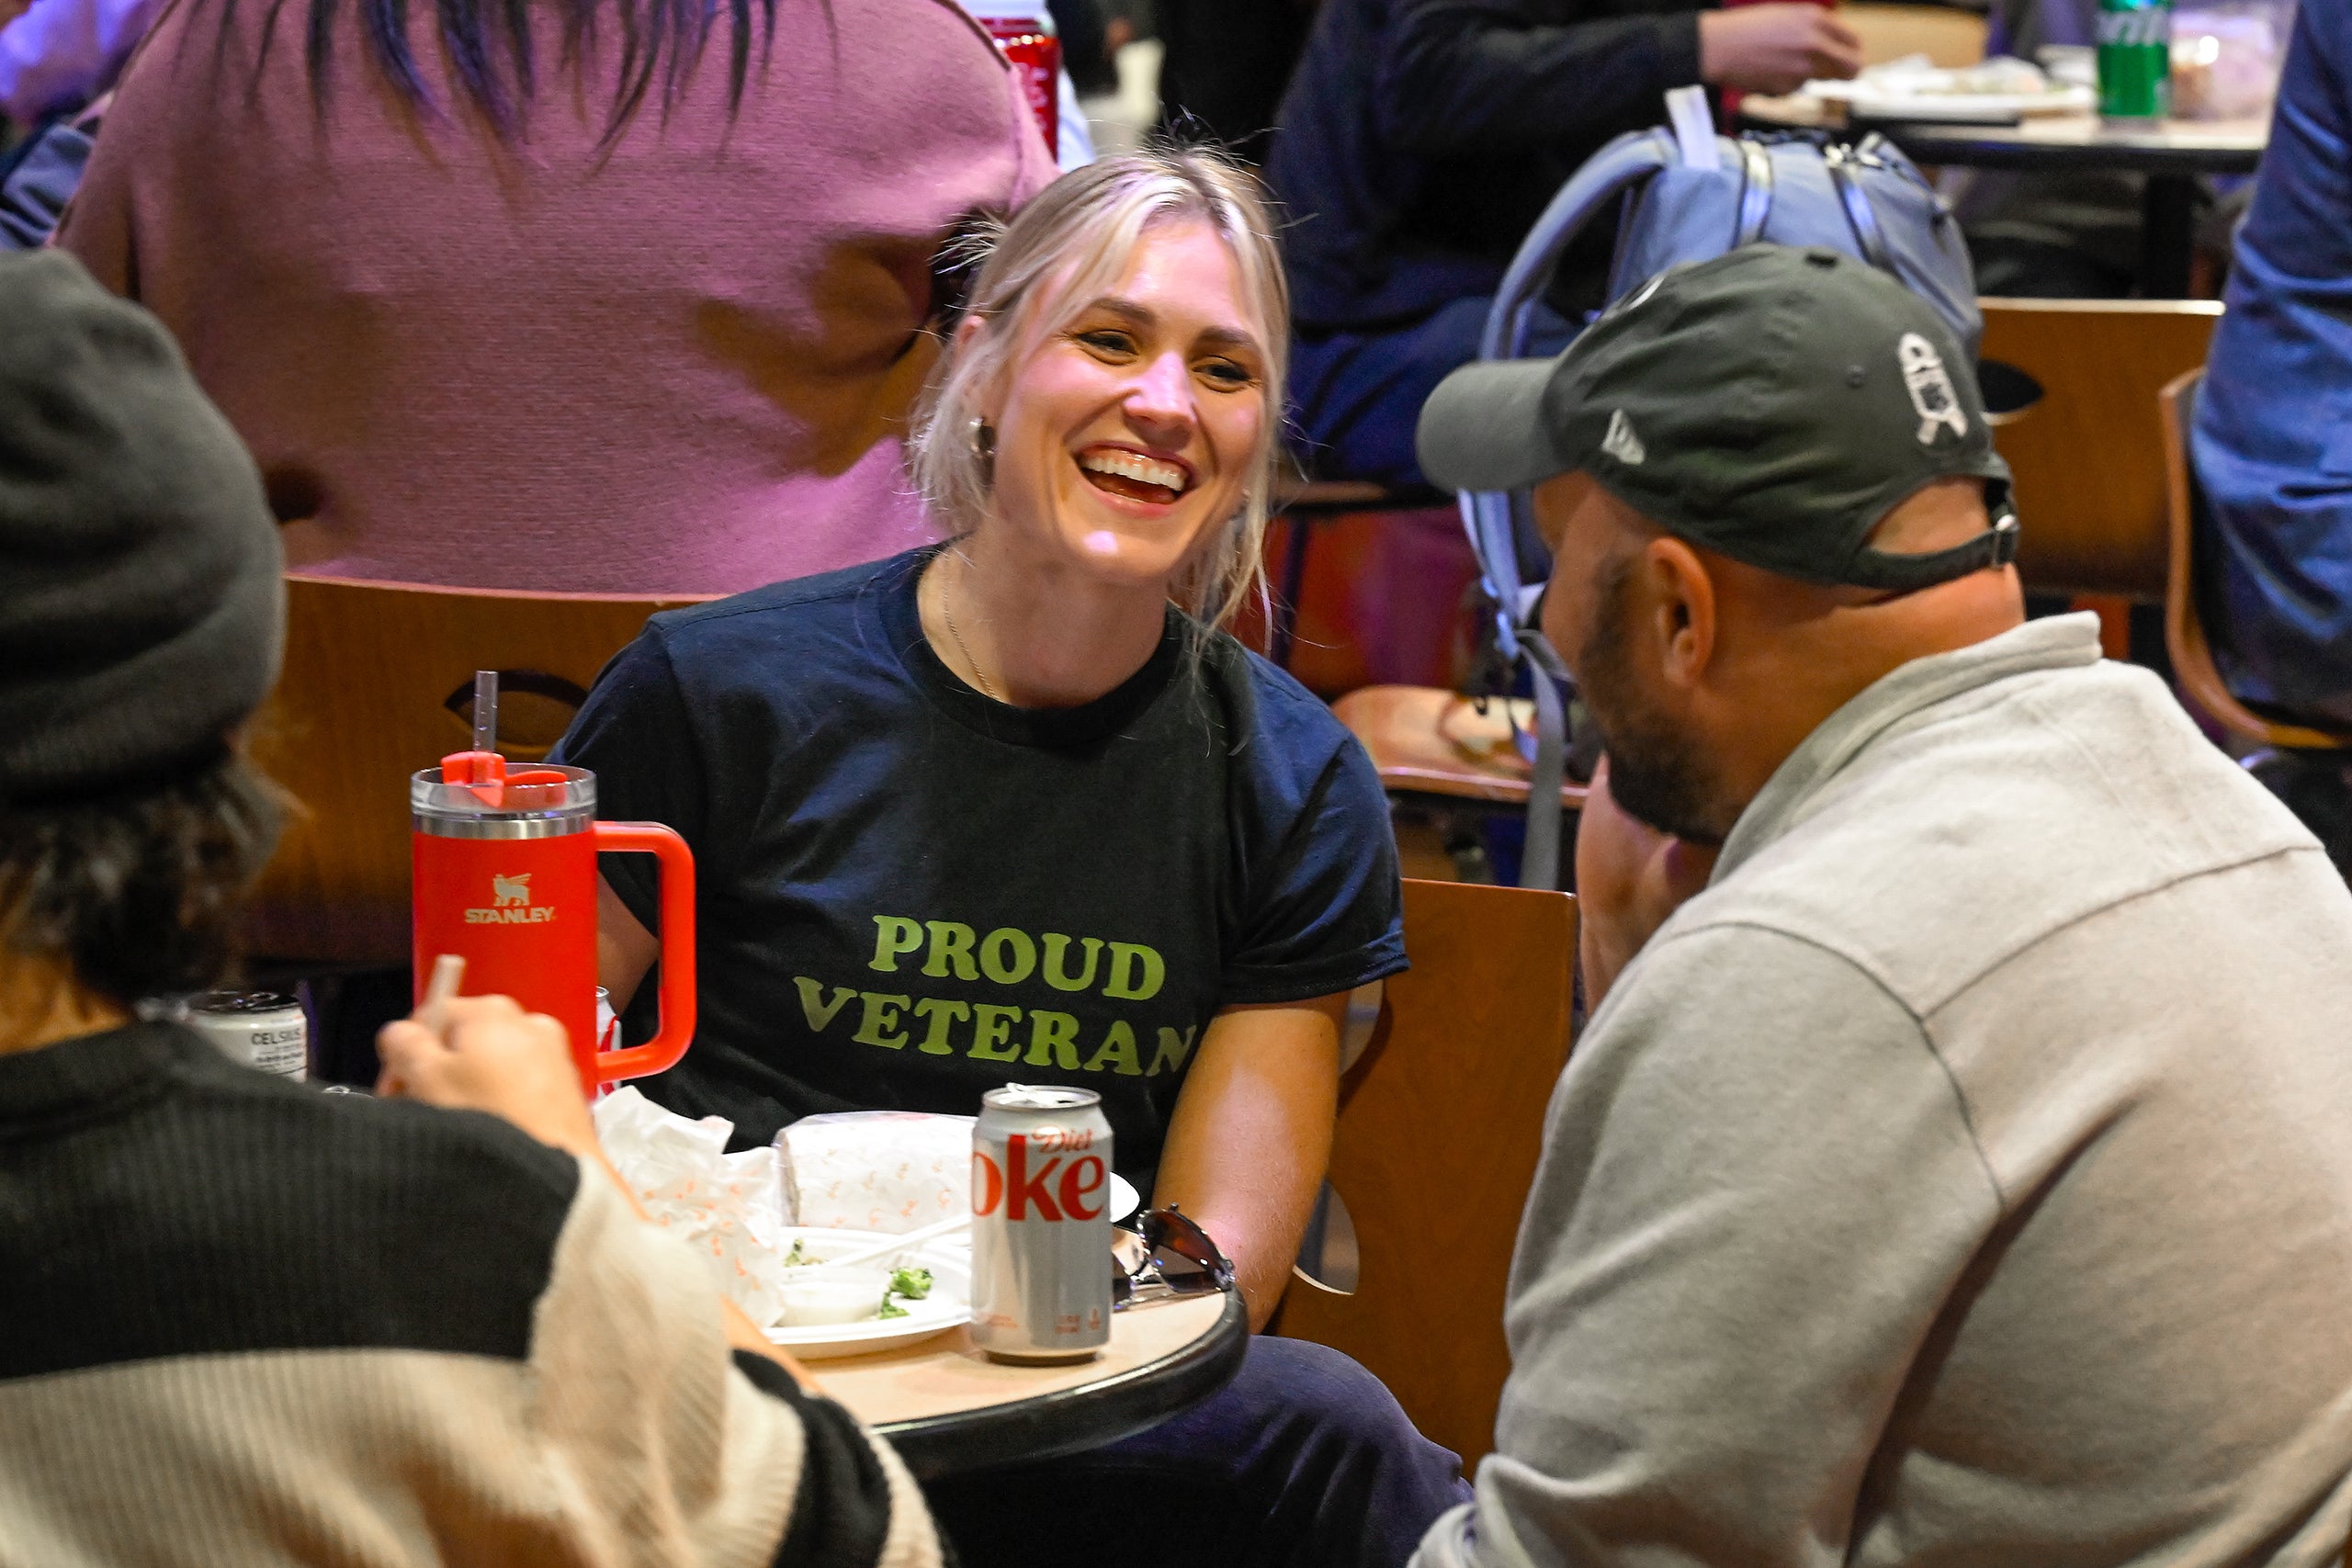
left=1464, top=87, right=1980, bottom=888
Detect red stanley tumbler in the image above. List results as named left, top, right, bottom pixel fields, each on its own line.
left=981, top=15, right=1060, bottom=161
left=412, top=755, right=695, bottom=1092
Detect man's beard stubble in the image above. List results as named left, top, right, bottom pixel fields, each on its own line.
left=1574, top=567, right=1735, bottom=849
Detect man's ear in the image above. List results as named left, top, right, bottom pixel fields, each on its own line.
left=1645, top=536, right=1717, bottom=692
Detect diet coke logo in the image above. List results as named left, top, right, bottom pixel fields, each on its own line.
left=972, top=1132, right=1106, bottom=1222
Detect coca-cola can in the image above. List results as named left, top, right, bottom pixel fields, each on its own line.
left=181, top=990, right=309, bottom=1081
left=971, top=1083, right=1112, bottom=1363
left=979, top=17, right=1059, bottom=161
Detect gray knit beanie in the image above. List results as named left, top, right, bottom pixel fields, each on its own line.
left=0, top=251, right=283, bottom=807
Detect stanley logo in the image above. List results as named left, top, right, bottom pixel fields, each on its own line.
left=468, top=872, right=555, bottom=925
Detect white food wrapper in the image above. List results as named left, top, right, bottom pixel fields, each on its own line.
left=777, top=1111, right=971, bottom=1234
left=593, top=1087, right=791, bottom=1328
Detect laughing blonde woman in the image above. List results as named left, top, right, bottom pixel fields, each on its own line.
left=557, top=146, right=1469, bottom=1568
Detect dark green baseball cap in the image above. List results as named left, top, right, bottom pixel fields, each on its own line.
left=1416, top=244, right=2018, bottom=592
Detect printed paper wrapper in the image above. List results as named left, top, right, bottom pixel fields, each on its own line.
left=593, top=1087, right=791, bottom=1328
left=776, top=1111, right=971, bottom=1234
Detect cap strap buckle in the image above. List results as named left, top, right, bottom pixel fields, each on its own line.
left=1987, top=512, right=2020, bottom=569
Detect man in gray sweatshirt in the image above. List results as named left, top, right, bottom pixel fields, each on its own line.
left=1408, top=243, right=2352, bottom=1568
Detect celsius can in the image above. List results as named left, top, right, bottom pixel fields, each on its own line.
left=182, top=991, right=309, bottom=1080
left=979, top=17, right=1060, bottom=160
left=971, top=1084, right=1113, bottom=1363
left=2097, top=0, right=2172, bottom=119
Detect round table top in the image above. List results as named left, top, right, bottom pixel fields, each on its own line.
left=810, top=1289, right=1249, bottom=1478
left=1740, top=95, right=2267, bottom=175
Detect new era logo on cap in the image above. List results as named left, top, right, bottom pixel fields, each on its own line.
left=1601, top=409, right=1646, bottom=466
left=1899, top=333, right=1968, bottom=446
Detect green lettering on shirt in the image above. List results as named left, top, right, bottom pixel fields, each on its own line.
left=869, top=916, right=924, bottom=973
left=923, top=921, right=980, bottom=981
left=1104, top=942, right=1166, bottom=1001
left=1147, top=1023, right=1198, bottom=1077
left=968, top=1003, right=1023, bottom=1061
left=1082, top=1019, right=1145, bottom=1077
left=1023, top=1010, right=1081, bottom=1069
left=1041, top=933, right=1103, bottom=993
left=980, top=928, right=1037, bottom=986
left=910, top=997, right=968, bottom=1055
left=853, top=992, right=912, bottom=1049
left=795, top=976, right=857, bottom=1032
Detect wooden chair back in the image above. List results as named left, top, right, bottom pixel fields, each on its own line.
left=243, top=575, right=707, bottom=964
left=1978, top=299, right=2223, bottom=600
left=2157, top=371, right=2352, bottom=750
left=1275, top=878, right=1577, bottom=1466
left=1839, top=3, right=1987, bottom=67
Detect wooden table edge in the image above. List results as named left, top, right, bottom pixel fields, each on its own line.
left=873, top=1291, right=1251, bottom=1479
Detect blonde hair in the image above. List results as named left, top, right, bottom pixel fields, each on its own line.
left=910, top=146, right=1291, bottom=641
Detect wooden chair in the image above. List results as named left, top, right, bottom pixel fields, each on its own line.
left=1979, top=298, right=2224, bottom=604
left=243, top=575, right=707, bottom=964
left=1274, top=877, right=1578, bottom=1466
left=1267, top=470, right=1451, bottom=669
left=1839, top=3, right=1988, bottom=68
left=2157, top=370, right=2352, bottom=751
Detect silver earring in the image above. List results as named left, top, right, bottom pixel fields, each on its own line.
left=967, top=417, right=995, bottom=462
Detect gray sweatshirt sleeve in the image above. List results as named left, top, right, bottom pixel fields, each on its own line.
left=1419, top=923, right=2004, bottom=1568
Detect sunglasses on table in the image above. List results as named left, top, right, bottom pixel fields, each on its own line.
left=1111, top=1205, right=1236, bottom=1311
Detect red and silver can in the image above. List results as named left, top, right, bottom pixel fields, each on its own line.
left=979, top=16, right=1059, bottom=161
left=971, top=1084, right=1112, bottom=1362
left=182, top=990, right=309, bottom=1081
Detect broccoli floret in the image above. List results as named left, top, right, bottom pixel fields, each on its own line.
left=783, top=1239, right=813, bottom=1268
left=877, top=1298, right=910, bottom=1320
left=888, top=1266, right=934, bottom=1301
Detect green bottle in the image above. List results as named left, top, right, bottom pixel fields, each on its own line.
left=2098, top=0, right=2173, bottom=119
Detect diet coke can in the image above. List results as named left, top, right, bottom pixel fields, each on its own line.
left=181, top=990, right=309, bottom=1081
left=971, top=1083, right=1112, bottom=1363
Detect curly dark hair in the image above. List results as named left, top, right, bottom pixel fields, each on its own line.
left=0, top=753, right=287, bottom=1007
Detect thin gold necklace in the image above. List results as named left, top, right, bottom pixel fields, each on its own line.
left=939, top=556, right=1000, bottom=701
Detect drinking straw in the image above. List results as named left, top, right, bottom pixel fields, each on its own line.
left=470, top=670, right=499, bottom=784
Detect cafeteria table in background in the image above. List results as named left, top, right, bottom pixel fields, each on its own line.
left=1739, top=96, right=2267, bottom=298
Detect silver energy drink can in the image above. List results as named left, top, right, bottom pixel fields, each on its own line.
left=183, top=990, right=309, bottom=1081
left=971, top=1084, right=1113, bottom=1363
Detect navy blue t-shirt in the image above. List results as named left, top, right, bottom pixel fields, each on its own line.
left=553, top=546, right=1407, bottom=1185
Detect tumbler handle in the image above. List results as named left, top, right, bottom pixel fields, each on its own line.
left=589, top=822, right=696, bottom=1087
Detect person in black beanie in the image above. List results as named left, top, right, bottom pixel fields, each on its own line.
left=0, top=249, right=949, bottom=1568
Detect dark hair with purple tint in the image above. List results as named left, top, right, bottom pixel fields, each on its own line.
left=216, top=0, right=776, bottom=141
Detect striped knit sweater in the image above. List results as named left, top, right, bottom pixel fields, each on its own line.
left=0, top=1021, right=941, bottom=1567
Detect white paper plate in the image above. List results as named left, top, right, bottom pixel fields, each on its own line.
left=1843, top=87, right=2093, bottom=122
left=765, top=1228, right=969, bottom=1359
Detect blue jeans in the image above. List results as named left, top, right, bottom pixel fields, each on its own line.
left=922, top=1337, right=1472, bottom=1568
left=1289, top=297, right=1576, bottom=488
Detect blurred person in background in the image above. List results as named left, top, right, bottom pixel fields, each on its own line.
left=559, top=148, right=1470, bottom=1568
left=1411, top=243, right=2352, bottom=1568
left=0, top=248, right=943, bottom=1568
left=1154, top=0, right=1317, bottom=162
left=0, top=0, right=153, bottom=124
left=1265, top=0, right=1860, bottom=487
left=0, top=0, right=156, bottom=247
left=58, top=0, right=1057, bottom=594
left=2192, top=0, right=2352, bottom=864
